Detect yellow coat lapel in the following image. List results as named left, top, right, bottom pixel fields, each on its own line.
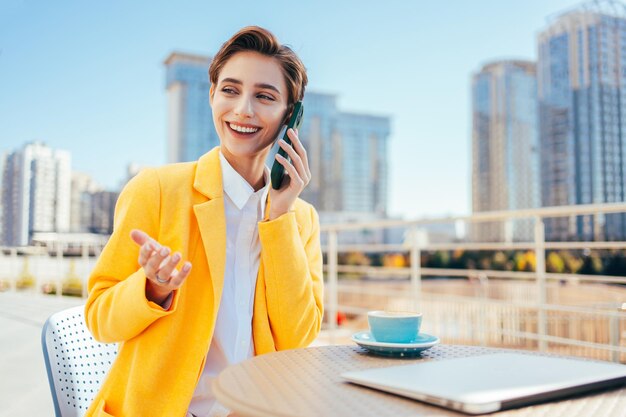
left=192, top=148, right=227, bottom=312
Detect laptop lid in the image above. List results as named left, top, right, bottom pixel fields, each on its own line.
left=342, top=353, right=626, bottom=415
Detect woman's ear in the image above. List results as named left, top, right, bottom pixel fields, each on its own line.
left=209, top=85, right=215, bottom=106
left=282, top=103, right=293, bottom=125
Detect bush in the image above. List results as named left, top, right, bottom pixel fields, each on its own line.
left=16, top=257, right=35, bottom=290
left=62, top=260, right=83, bottom=297
left=62, top=278, right=83, bottom=297
left=547, top=252, right=565, bottom=273
left=579, top=252, right=603, bottom=275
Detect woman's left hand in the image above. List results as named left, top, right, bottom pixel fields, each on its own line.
left=268, top=128, right=311, bottom=220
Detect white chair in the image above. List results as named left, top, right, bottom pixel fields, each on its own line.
left=41, top=305, right=118, bottom=417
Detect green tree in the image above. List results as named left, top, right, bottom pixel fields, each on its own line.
left=562, top=251, right=583, bottom=273
left=604, top=250, right=626, bottom=276
left=431, top=251, right=450, bottom=268
left=580, top=252, right=603, bottom=275
left=492, top=251, right=508, bottom=270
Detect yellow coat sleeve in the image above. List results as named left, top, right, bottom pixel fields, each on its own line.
left=258, top=204, right=324, bottom=350
left=84, top=169, right=180, bottom=343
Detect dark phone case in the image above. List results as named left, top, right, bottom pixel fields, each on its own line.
left=270, top=101, right=304, bottom=190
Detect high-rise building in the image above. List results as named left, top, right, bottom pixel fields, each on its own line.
left=538, top=2, right=626, bottom=241
left=1, top=142, right=71, bottom=246
left=471, top=60, right=540, bottom=242
left=0, top=152, right=6, bottom=244
left=337, top=112, right=390, bottom=213
left=70, top=172, right=119, bottom=235
left=270, top=92, right=391, bottom=214
left=291, top=92, right=338, bottom=210
left=70, top=172, right=101, bottom=232
left=164, top=52, right=219, bottom=163
left=89, top=191, right=119, bottom=235
left=163, top=51, right=392, bottom=215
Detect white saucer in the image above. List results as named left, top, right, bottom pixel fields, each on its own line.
left=351, top=331, right=439, bottom=357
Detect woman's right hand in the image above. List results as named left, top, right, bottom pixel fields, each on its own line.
left=130, top=229, right=192, bottom=306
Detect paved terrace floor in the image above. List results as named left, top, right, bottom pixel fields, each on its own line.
left=0, top=292, right=83, bottom=417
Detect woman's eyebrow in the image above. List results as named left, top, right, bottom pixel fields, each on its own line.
left=221, top=77, right=242, bottom=85
left=220, top=78, right=281, bottom=95
left=255, top=83, right=281, bottom=95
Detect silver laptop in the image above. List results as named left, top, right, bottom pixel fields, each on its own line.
left=342, top=353, right=626, bottom=414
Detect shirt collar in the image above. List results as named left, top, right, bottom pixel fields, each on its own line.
left=219, top=151, right=269, bottom=214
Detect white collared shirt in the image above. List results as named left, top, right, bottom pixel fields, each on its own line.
left=187, top=151, right=269, bottom=417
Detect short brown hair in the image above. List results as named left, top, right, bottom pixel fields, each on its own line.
left=209, top=26, right=307, bottom=113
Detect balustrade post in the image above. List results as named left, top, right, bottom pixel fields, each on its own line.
left=534, top=217, right=547, bottom=352
left=82, top=243, right=89, bottom=299
left=478, top=273, right=488, bottom=346
left=409, top=226, right=422, bottom=313
left=10, top=248, right=18, bottom=292
left=609, top=313, right=619, bottom=363
left=327, top=230, right=338, bottom=345
left=56, top=241, right=63, bottom=298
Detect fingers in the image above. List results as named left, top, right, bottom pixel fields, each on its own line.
left=130, top=229, right=149, bottom=246
left=275, top=153, right=304, bottom=189
left=133, top=229, right=162, bottom=267
left=278, top=129, right=310, bottom=187
left=131, top=230, right=192, bottom=290
left=170, top=262, right=192, bottom=287
left=288, top=128, right=311, bottom=179
left=156, top=252, right=182, bottom=282
left=144, top=245, right=170, bottom=278
left=147, top=249, right=192, bottom=289
left=278, top=139, right=305, bottom=178
left=138, top=240, right=159, bottom=266
left=131, top=229, right=161, bottom=248
left=155, top=259, right=191, bottom=289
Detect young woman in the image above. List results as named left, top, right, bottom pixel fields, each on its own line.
left=84, top=26, right=323, bottom=417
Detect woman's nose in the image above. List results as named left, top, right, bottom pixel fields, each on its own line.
left=234, top=96, right=254, bottom=118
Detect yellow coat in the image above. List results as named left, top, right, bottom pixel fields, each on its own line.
left=84, top=147, right=324, bottom=417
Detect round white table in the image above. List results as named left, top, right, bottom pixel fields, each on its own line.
left=213, top=344, right=626, bottom=417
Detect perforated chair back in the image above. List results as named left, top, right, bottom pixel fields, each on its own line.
left=41, top=305, right=118, bottom=417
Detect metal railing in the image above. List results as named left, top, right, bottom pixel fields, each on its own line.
left=321, top=203, right=626, bottom=363
left=0, top=243, right=101, bottom=299
left=1, top=203, right=625, bottom=362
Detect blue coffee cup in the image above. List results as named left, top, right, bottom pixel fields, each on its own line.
left=367, top=310, right=422, bottom=343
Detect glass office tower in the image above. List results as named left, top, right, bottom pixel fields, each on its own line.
left=299, top=93, right=391, bottom=214
left=471, top=60, right=540, bottom=242
left=335, top=112, right=390, bottom=213
left=538, top=3, right=626, bottom=241
left=164, top=52, right=220, bottom=163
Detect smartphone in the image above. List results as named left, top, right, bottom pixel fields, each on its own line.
left=271, top=101, right=304, bottom=190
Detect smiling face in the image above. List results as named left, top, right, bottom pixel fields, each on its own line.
left=210, top=51, right=289, bottom=163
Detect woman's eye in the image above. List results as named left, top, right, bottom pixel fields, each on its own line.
left=257, top=94, right=275, bottom=101
left=222, top=87, right=237, bottom=94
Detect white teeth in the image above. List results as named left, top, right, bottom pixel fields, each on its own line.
left=229, top=123, right=259, bottom=134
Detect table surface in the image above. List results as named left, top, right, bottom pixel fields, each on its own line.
left=213, top=344, right=626, bottom=417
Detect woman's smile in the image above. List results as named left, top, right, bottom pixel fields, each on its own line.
left=226, top=121, right=261, bottom=136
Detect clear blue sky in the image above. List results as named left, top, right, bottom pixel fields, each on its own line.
left=0, top=0, right=578, bottom=218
